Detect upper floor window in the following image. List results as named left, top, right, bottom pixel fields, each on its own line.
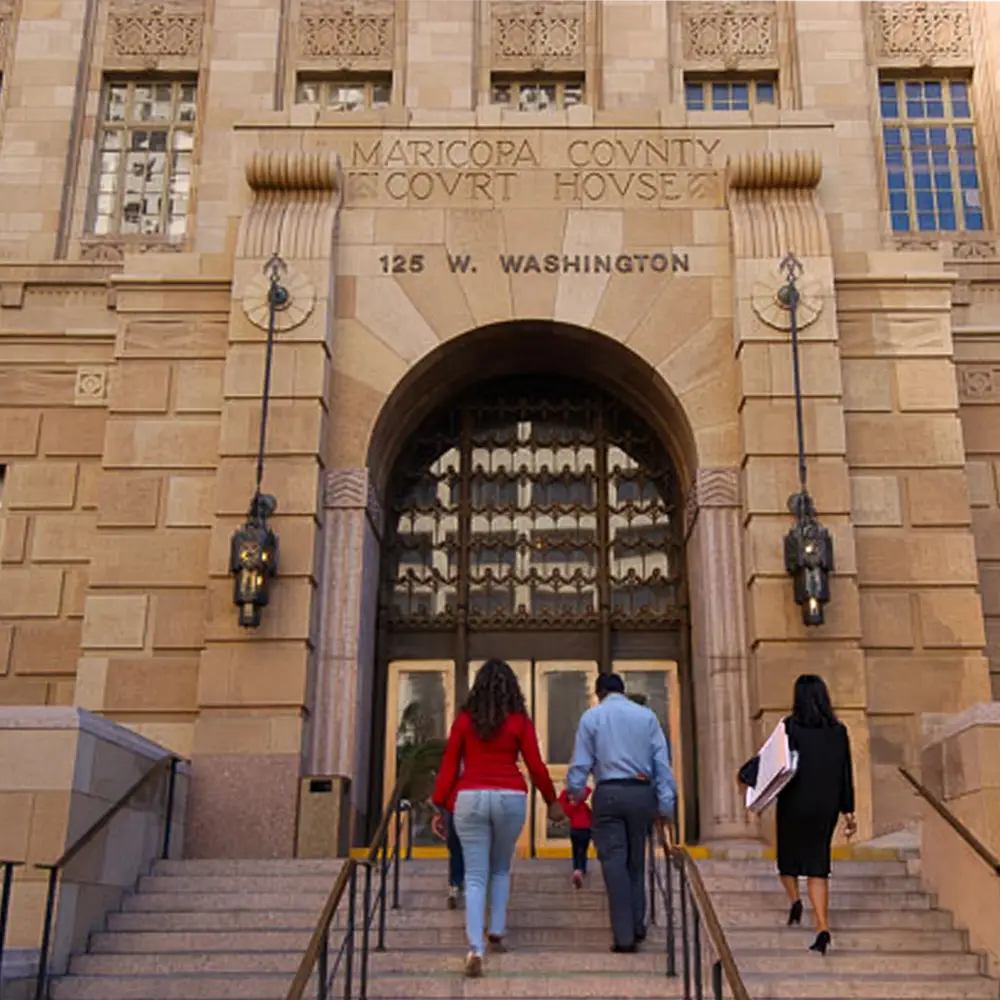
left=295, top=76, right=391, bottom=112
left=91, top=80, right=196, bottom=238
left=685, top=78, right=776, bottom=112
left=879, top=77, right=984, bottom=233
left=490, top=76, right=584, bottom=112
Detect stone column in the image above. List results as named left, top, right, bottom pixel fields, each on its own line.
left=308, top=468, right=382, bottom=837
left=685, top=468, right=758, bottom=843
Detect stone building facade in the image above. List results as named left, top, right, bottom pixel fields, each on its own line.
left=1, top=0, right=1000, bottom=862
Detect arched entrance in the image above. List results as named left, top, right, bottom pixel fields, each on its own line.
left=364, top=325, right=702, bottom=855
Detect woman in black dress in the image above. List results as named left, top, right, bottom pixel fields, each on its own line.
left=776, top=674, right=857, bottom=955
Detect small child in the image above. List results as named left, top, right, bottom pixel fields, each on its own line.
left=558, top=785, right=593, bottom=889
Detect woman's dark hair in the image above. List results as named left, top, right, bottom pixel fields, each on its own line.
left=791, top=674, right=838, bottom=728
left=465, top=658, right=527, bottom=741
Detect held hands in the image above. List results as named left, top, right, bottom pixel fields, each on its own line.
left=547, top=800, right=567, bottom=825
left=843, top=813, right=858, bottom=840
left=430, top=810, right=447, bottom=843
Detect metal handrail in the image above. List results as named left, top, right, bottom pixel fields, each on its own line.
left=32, top=754, right=181, bottom=999
left=285, top=770, right=409, bottom=1000
left=899, top=766, right=1000, bottom=876
left=648, top=831, right=751, bottom=1000
left=0, top=859, right=24, bottom=988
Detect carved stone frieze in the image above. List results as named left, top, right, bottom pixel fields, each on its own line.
left=298, top=0, right=394, bottom=69
left=681, top=1, right=777, bottom=68
left=107, top=0, right=204, bottom=61
left=872, top=1, right=971, bottom=65
left=684, top=467, right=741, bottom=535
left=491, top=1, right=584, bottom=72
left=952, top=239, right=999, bottom=260
left=324, top=468, right=382, bottom=525
left=79, top=239, right=185, bottom=263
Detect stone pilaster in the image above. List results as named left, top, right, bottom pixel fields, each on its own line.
left=187, top=150, right=342, bottom=858
left=309, top=468, right=382, bottom=835
left=685, top=467, right=757, bottom=842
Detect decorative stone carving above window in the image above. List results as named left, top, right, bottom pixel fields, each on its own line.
left=871, top=1, right=971, bottom=66
left=78, top=238, right=185, bottom=263
left=681, top=1, right=777, bottom=69
left=491, top=1, right=584, bottom=73
left=0, top=0, right=16, bottom=68
left=106, top=0, right=204, bottom=64
left=298, top=0, right=395, bottom=70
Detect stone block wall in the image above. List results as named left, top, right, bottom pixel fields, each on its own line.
left=0, top=707, right=186, bottom=977
left=0, top=269, right=117, bottom=708
left=73, top=258, right=231, bottom=762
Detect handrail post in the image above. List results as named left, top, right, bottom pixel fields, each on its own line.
left=647, top=830, right=656, bottom=926
left=377, top=827, right=389, bottom=951
left=34, top=867, right=59, bottom=1000
left=343, top=865, right=357, bottom=1000
left=665, top=848, right=676, bottom=978
left=406, top=807, right=414, bottom=861
left=679, top=858, right=691, bottom=1000
left=692, top=908, right=703, bottom=1000
left=161, top=757, right=178, bottom=861
left=392, top=802, right=403, bottom=910
left=711, top=959, right=723, bottom=1000
left=317, top=933, right=328, bottom=1000
left=359, top=863, right=373, bottom=1000
left=0, top=861, right=23, bottom=990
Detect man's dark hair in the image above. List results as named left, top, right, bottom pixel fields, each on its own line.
left=595, top=672, right=625, bottom=699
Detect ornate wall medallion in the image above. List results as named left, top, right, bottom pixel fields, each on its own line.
left=241, top=266, right=316, bottom=333
left=751, top=274, right=823, bottom=331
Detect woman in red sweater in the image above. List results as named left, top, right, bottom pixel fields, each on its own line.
left=432, top=659, right=563, bottom=978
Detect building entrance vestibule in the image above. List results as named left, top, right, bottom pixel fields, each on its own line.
left=368, top=374, right=696, bottom=856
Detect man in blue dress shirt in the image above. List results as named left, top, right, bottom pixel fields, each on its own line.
left=566, top=672, right=676, bottom=952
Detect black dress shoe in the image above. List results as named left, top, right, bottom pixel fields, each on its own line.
left=787, top=900, right=803, bottom=926
left=611, top=943, right=638, bottom=954
left=635, top=929, right=647, bottom=944
left=809, top=930, right=831, bottom=955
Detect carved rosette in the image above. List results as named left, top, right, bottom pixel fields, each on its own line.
left=241, top=268, right=316, bottom=333
left=872, top=1, right=971, bottom=65
left=681, top=1, right=777, bottom=69
left=491, top=1, right=584, bottom=72
left=958, top=366, right=1000, bottom=403
left=106, top=0, right=204, bottom=64
left=298, top=0, right=394, bottom=69
left=75, top=367, right=108, bottom=406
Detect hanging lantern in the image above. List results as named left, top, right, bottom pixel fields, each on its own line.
left=784, top=491, right=834, bottom=627
left=230, top=493, right=279, bottom=628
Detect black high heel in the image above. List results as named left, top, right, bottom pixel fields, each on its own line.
left=810, top=930, right=831, bottom=955
left=787, top=900, right=803, bottom=926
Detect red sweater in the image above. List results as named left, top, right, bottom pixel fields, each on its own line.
left=433, top=711, right=557, bottom=814
left=558, top=786, right=592, bottom=829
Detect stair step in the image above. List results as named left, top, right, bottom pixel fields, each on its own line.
left=117, top=888, right=934, bottom=914
left=88, top=925, right=969, bottom=955
left=105, top=905, right=956, bottom=933
left=152, top=859, right=345, bottom=877
left=741, top=972, right=1000, bottom=999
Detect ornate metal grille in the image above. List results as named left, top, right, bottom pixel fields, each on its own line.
left=384, top=377, right=684, bottom=633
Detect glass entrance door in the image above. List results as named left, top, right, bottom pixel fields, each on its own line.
left=381, top=658, right=684, bottom=858
left=532, top=660, right=600, bottom=854
left=616, top=660, right=685, bottom=844
left=383, top=660, right=455, bottom=857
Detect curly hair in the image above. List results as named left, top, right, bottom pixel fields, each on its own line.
left=465, top=658, right=527, bottom=741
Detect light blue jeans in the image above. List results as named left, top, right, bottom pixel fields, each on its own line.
left=452, top=789, right=527, bottom=954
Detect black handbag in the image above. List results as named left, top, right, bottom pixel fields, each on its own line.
left=738, top=755, right=760, bottom=788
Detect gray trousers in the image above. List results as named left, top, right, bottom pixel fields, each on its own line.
left=591, top=781, right=656, bottom=948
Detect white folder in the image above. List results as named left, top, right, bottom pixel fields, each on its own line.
left=745, top=720, right=799, bottom=814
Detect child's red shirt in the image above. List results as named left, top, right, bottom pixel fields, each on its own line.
left=558, top=786, right=593, bottom=829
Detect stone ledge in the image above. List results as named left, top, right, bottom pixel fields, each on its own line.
left=922, top=702, right=1000, bottom=747
left=0, top=707, right=190, bottom=770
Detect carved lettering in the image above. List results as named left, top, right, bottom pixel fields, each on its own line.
left=325, top=130, right=727, bottom=208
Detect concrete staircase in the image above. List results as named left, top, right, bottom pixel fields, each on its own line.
left=49, top=854, right=1000, bottom=999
